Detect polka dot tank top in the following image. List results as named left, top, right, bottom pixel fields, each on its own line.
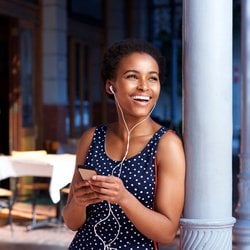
left=69, top=125, right=168, bottom=250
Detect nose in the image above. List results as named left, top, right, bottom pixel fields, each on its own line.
left=137, top=78, right=149, bottom=91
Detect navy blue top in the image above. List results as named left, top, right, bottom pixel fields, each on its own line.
left=69, top=125, right=168, bottom=250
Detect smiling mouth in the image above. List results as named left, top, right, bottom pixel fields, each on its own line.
left=132, top=95, right=151, bottom=102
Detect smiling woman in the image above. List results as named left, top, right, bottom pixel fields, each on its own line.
left=62, top=38, right=186, bottom=250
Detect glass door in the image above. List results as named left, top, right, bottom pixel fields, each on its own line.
left=9, top=19, right=38, bottom=151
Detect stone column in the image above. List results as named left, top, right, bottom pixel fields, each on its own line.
left=180, top=0, right=235, bottom=248
left=42, top=0, right=67, bottom=142
left=233, top=0, right=250, bottom=248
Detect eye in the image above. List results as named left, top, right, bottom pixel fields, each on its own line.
left=126, top=74, right=138, bottom=80
left=149, top=76, right=159, bottom=82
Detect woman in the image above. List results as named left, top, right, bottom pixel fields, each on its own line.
left=62, top=38, right=186, bottom=250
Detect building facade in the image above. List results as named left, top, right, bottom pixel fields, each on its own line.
left=0, top=0, right=182, bottom=153
left=0, top=0, right=245, bottom=248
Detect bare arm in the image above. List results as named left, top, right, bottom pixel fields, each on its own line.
left=62, top=127, right=101, bottom=231
left=90, top=131, right=186, bottom=244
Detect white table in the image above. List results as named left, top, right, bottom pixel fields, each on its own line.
left=0, top=154, right=76, bottom=203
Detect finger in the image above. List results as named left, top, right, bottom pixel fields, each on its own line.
left=91, top=185, right=119, bottom=198
left=91, top=175, right=116, bottom=183
left=75, top=180, right=90, bottom=189
left=75, top=191, right=100, bottom=204
left=90, top=180, right=115, bottom=190
left=89, top=176, right=121, bottom=189
left=94, top=194, right=116, bottom=204
left=75, top=186, right=92, bottom=195
left=86, top=197, right=102, bottom=205
left=74, top=188, right=97, bottom=202
left=74, top=196, right=101, bottom=207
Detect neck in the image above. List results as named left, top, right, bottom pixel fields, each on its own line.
left=112, top=117, right=155, bottom=140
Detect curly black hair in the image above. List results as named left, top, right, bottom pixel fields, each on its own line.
left=101, top=38, right=166, bottom=99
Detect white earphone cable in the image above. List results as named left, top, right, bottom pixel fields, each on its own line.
left=94, top=88, right=156, bottom=249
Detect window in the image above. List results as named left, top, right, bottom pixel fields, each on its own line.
left=67, top=39, right=91, bottom=137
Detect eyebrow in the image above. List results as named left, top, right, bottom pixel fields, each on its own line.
left=123, top=69, right=159, bottom=75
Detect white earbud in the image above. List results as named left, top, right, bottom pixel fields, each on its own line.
left=109, top=85, right=114, bottom=94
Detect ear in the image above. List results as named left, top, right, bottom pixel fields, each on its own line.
left=105, top=81, right=114, bottom=95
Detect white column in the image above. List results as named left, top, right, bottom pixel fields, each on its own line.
left=233, top=0, right=250, bottom=248
left=180, top=0, right=235, bottom=249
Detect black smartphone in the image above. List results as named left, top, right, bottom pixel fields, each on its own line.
left=78, top=165, right=97, bottom=180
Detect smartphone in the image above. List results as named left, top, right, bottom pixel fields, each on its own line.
left=78, top=165, right=97, bottom=180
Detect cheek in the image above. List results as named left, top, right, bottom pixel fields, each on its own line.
left=152, top=83, right=161, bottom=98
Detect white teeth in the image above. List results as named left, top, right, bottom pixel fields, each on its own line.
left=132, top=95, right=150, bottom=101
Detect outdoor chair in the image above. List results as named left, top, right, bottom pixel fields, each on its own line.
left=58, top=185, right=70, bottom=223
left=11, top=150, right=50, bottom=230
left=0, top=187, right=13, bottom=231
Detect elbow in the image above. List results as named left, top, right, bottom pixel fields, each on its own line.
left=61, top=207, right=82, bottom=231
left=157, top=231, right=177, bottom=245
left=65, top=223, right=79, bottom=232
left=155, top=224, right=179, bottom=245
left=62, top=215, right=81, bottom=231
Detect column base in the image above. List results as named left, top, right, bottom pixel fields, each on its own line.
left=180, top=217, right=236, bottom=249
left=233, top=219, right=250, bottom=249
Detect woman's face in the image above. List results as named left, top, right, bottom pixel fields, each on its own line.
left=108, top=52, right=161, bottom=119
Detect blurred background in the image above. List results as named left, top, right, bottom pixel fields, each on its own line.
left=0, top=0, right=241, bottom=151
left=0, top=0, right=242, bottom=221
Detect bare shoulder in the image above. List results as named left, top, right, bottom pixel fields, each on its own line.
left=159, top=130, right=183, bottom=151
left=157, top=130, right=185, bottom=171
left=78, top=126, right=97, bottom=146
left=76, top=126, right=97, bottom=164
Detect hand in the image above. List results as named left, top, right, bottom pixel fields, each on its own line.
left=89, top=175, right=129, bottom=205
left=72, top=180, right=101, bottom=207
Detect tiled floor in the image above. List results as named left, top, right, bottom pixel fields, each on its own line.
left=0, top=201, right=74, bottom=250
left=0, top=202, right=179, bottom=250
left=0, top=222, right=179, bottom=250
left=0, top=222, right=74, bottom=250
